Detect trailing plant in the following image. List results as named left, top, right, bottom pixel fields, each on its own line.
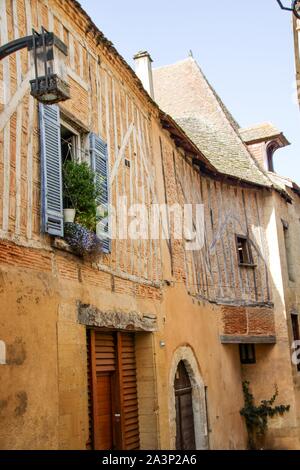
left=64, top=222, right=102, bottom=256
left=240, top=381, right=290, bottom=449
left=62, top=160, right=100, bottom=231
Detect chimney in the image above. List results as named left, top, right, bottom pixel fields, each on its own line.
left=133, top=51, right=154, bottom=99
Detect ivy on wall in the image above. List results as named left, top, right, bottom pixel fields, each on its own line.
left=240, top=381, right=290, bottom=449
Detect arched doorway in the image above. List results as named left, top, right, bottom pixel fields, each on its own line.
left=169, top=346, right=208, bottom=450
left=174, top=361, right=196, bottom=450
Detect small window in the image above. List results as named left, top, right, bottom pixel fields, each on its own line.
left=61, top=122, right=81, bottom=163
left=61, top=123, right=83, bottom=212
left=236, top=235, right=254, bottom=266
left=239, top=344, right=256, bottom=364
left=291, top=314, right=300, bottom=372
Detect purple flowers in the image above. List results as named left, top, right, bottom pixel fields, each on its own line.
left=64, top=222, right=102, bottom=256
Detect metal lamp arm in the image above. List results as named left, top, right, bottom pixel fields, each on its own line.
left=276, top=0, right=293, bottom=11
left=0, top=35, right=34, bottom=61
left=0, top=30, right=61, bottom=62
left=276, top=0, right=300, bottom=18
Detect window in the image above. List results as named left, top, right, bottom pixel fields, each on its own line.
left=236, top=235, right=254, bottom=266
left=61, top=122, right=83, bottom=212
left=266, top=143, right=275, bottom=173
left=291, top=314, right=300, bottom=372
left=239, top=344, right=256, bottom=364
left=39, top=103, right=110, bottom=252
left=282, top=220, right=294, bottom=282
left=61, top=122, right=81, bottom=163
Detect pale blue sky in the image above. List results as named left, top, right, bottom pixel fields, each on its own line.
left=80, top=0, right=300, bottom=183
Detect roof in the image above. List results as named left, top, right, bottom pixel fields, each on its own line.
left=153, top=58, right=271, bottom=187
left=159, top=112, right=216, bottom=172
left=239, top=122, right=290, bottom=146
left=175, top=116, right=269, bottom=186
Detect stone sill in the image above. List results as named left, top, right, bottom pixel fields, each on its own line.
left=52, top=237, right=78, bottom=255
left=51, top=237, right=107, bottom=259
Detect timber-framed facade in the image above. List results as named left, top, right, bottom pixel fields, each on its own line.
left=0, top=0, right=300, bottom=450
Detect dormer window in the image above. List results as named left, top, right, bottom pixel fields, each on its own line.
left=266, top=142, right=279, bottom=173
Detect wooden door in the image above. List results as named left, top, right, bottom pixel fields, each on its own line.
left=89, top=330, right=140, bottom=450
left=174, top=361, right=196, bottom=450
left=118, top=333, right=140, bottom=450
left=95, top=372, right=114, bottom=449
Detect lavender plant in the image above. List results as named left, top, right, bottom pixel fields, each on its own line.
left=64, top=222, right=102, bottom=256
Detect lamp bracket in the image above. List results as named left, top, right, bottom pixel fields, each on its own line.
left=276, top=0, right=300, bottom=18
left=0, top=29, right=67, bottom=61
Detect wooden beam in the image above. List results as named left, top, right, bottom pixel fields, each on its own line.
left=220, top=335, right=276, bottom=344
left=0, top=67, right=33, bottom=132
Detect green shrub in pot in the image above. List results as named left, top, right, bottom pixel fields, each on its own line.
left=62, top=160, right=100, bottom=231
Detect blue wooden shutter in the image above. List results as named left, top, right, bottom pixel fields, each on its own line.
left=39, top=104, right=64, bottom=237
left=90, top=133, right=111, bottom=253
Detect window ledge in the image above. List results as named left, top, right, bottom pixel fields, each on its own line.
left=52, top=237, right=77, bottom=254
left=51, top=236, right=106, bottom=259
left=238, top=263, right=257, bottom=268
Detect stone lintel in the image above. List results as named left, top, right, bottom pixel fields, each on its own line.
left=77, top=302, right=157, bottom=332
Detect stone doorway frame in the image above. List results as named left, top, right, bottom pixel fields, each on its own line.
left=169, top=346, right=208, bottom=450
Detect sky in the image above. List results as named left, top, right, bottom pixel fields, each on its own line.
left=80, top=0, right=300, bottom=183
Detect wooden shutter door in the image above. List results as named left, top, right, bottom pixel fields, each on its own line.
left=118, top=333, right=140, bottom=450
left=90, top=331, right=117, bottom=450
left=39, top=104, right=64, bottom=237
left=89, top=331, right=140, bottom=450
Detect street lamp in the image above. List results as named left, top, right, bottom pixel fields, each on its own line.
left=276, top=0, right=300, bottom=19
left=0, top=27, right=70, bottom=104
left=29, top=28, right=70, bottom=104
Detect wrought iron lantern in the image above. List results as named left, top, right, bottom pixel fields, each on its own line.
left=276, top=0, right=300, bottom=19
left=0, top=26, right=70, bottom=104
left=29, top=28, right=70, bottom=104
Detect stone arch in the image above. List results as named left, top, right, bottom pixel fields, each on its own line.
left=169, top=345, right=208, bottom=450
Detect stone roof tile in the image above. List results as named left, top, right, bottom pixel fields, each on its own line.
left=239, top=122, right=289, bottom=145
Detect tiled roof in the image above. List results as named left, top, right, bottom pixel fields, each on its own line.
left=175, top=117, right=269, bottom=186
left=153, top=58, right=271, bottom=187
left=239, top=122, right=289, bottom=145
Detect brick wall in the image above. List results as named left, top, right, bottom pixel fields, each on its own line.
left=246, top=142, right=267, bottom=170
left=221, top=305, right=275, bottom=337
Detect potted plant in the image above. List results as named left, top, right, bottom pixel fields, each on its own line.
left=62, top=160, right=104, bottom=256
left=62, top=159, right=100, bottom=228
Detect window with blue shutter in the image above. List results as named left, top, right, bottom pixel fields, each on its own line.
left=90, top=133, right=111, bottom=253
left=39, top=104, right=64, bottom=237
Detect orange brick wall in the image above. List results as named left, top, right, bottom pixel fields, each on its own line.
left=221, top=305, right=275, bottom=337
